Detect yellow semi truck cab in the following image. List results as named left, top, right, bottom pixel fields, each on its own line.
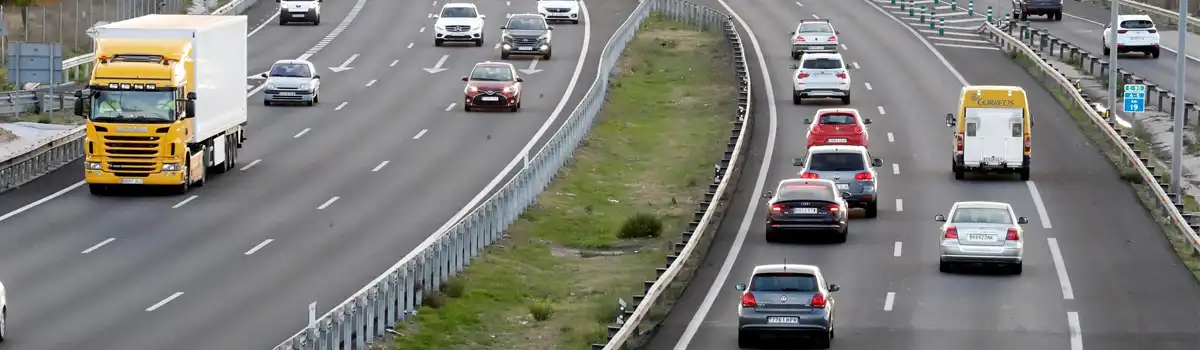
left=945, top=85, right=1032, bottom=181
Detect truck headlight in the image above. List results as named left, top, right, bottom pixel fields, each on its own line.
left=85, top=162, right=102, bottom=170
left=299, top=84, right=309, bottom=90
left=162, top=163, right=183, bottom=171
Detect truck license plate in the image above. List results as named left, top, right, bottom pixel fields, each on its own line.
left=518, top=46, right=533, bottom=51
left=120, top=178, right=143, bottom=184
left=767, top=317, right=799, bottom=324
left=278, top=92, right=296, bottom=96
left=482, top=96, right=500, bottom=101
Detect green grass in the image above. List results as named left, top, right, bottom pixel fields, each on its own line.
left=386, top=15, right=735, bottom=350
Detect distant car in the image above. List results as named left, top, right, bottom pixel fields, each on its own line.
left=537, top=0, right=582, bottom=24
left=1011, top=0, right=1062, bottom=21
left=735, top=264, right=839, bottom=349
left=278, top=0, right=321, bottom=25
left=1103, top=14, right=1160, bottom=58
left=935, top=201, right=1028, bottom=274
left=791, top=52, right=851, bottom=105
left=262, top=59, right=321, bottom=106
left=803, top=108, right=872, bottom=149
left=434, top=3, right=487, bottom=47
left=462, top=61, right=523, bottom=112
left=761, top=178, right=850, bottom=243
left=501, top=14, right=554, bottom=60
left=794, top=145, right=882, bottom=218
left=789, top=19, right=839, bottom=59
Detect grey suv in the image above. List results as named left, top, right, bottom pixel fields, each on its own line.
left=793, top=145, right=883, bottom=218
left=500, top=14, right=554, bottom=60
left=1011, top=0, right=1062, bottom=21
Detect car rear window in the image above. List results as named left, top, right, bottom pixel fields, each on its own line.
left=807, top=152, right=865, bottom=171
left=797, top=23, right=832, bottom=33
left=952, top=207, right=1013, bottom=224
left=819, top=113, right=856, bottom=125
left=1120, top=20, right=1154, bottom=29
left=751, top=273, right=818, bottom=292
left=777, top=184, right=834, bottom=201
left=802, top=58, right=843, bottom=70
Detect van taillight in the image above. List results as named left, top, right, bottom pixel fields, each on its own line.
left=955, top=134, right=964, bottom=152
left=1023, top=135, right=1030, bottom=153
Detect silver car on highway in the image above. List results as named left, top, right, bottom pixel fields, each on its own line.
left=935, top=201, right=1029, bottom=274
left=735, top=264, right=839, bottom=349
left=793, top=145, right=883, bottom=218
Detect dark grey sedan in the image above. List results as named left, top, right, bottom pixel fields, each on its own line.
left=736, top=264, right=839, bottom=349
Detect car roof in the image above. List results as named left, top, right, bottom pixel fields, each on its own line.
left=474, top=61, right=515, bottom=69
left=272, top=59, right=310, bottom=65
left=753, top=264, right=821, bottom=275
left=807, top=145, right=867, bottom=154
left=1118, top=14, right=1153, bottom=22
left=801, top=52, right=842, bottom=60
left=443, top=2, right=478, bottom=8
left=508, top=13, right=543, bottom=19
left=952, top=201, right=1012, bottom=210
left=777, top=178, right=834, bottom=188
left=815, top=108, right=858, bottom=115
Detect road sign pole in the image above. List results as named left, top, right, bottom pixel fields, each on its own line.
left=1173, top=0, right=1188, bottom=195
left=1108, top=0, right=1120, bottom=128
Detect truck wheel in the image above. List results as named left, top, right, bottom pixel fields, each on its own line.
left=89, top=184, right=108, bottom=196
left=1018, top=167, right=1031, bottom=181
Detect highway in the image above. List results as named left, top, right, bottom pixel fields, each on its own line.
left=0, top=0, right=634, bottom=349
left=645, top=0, right=1200, bottom=349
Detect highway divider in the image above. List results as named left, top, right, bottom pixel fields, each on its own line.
left=977, top=20, right=1200, bottom=266
left=269, top=0, right=751, bottom=349
left=0, top=0, right=258, bottom=193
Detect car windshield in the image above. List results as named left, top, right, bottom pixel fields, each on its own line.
left=91, top=90, right=176, bottom=123
left=270, top=63, right=312, bottom=78
left=470, top=66, right=514, bottom=81
left=507, top=18, right=547, bottom=30
left=807, top=152, right=865, bottom=171
left=777, top=184, right=834, bottom=201
left=802, top=58, right=842, bottom=69
left=441, top=7, right=478, bottom=18
left=751, top=273, right=818, bottom=292
left=797, top=23, right=832, bottom=33
left=819, top=113, right=856, bottom=125
left=951, top=207, right=1013, bottom=224
left=1120, top=20, right=1154, bottom=29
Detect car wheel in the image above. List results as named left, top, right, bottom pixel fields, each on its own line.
left=475, top=38, right=484, bottom=47
left=764, top=228, right=776, bottom=243
left=1056, top=11, right=1064, bottom=21
left=544, top=50, right=552, bottom=60
left=1019, top=12, right=1028, bottom=20
left=841, top=95, right=851, bottom=104
left=516, top=97, right=522, bottom=109
left=263, top=100, right=271, bottom=106
left=1011, top=11, right=1019, bottom=19
left=313, top=92, right=320, bottom=104
left=832, top=226, right=848, bottom=243
left=1018, top=166, right=1031, bottom=181
left=572, top=19, right=580, bottom=24
left=1151, top=49, right=1161, bottom=58
left=314, top=17, right=321, bottom=25
left=501, top=51, right=510, bottom=60
left=793, top=93, right=802, bottom=105
left=791, top=52, right=799, bottom=60
left=464, top=104, right=472, bottom=112
left=864, top=200, right=878, bottom=218
left=306, top=99, right=314, bottom=106
left=939, top=261, right=954, bottom=273
left=1010, top=263, right=1023, bottom=275
left=737, top=331, right=754, bottom=349
left=435, top=39, right=444, bottom=47
left=813, top=331, right=832, bottom=349
left=510, top=104, right=519, bottom=112
left=0, top=308, right=7, bottom=342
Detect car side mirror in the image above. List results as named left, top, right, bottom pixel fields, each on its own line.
left=863, top=118, right=873, bottom=124
left=260, top=73, right=268, bottom=78
left=548, top=26, right=555, bottom=30
left=945, top=113, right=956, bottom=127
left=432, top=14, right=439, bottom=18
left=500, top=26, right=507, bottom=29
left=734, top=283, right=746, bottom=291
left=829, top=284, right=840, bottom=292
left=841, top=192, right=851, bottom=199
left=792, top=157, right=805, bottom=166
left=803, top=118, right=811, bottom=124
left=789, top=63, right=799, bottom=70
left=461, top=76, right=469, bottom=82
left=761, top=191, right=773, bottom=198
left=313, top=74, right=320, bottom=79
left=1018, top=217, right=1029, bottom=224
left=516, top=77, right=524, bottom=82
left=835, top=30, right=841, bottom=34
left=872, top=158, right=883, bottom=167
left=934, top=214, right=946, bottom=222
left=480, top=14, right=486, bottom=19
left=789, top=31, right=795, bottom=35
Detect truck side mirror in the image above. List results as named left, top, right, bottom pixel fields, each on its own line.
left=73, top=96, right=85, bottom=117
left=187, top=92, right=197, bottom=100
left=184, top=100, right=196, bottom=119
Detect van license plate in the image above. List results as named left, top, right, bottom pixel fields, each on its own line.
left=983, top=156, right=1003, bottom=163
left=827, top=138, right=847, bottom=143
left=836, top=183, right=849, bottom=190
left=767, top=317, right=799, bottom=324
left=482, top=96, right=499, bottom=101
left=792, top=208, right=818, bottom=214
left=120, top=178, right=143, bottom=184
left=292, top=14, right=305, bottom=18
left=278, top=92, right=296, bottom=96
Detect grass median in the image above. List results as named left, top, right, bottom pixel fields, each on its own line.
left=387, top=15, right=735, bottom=350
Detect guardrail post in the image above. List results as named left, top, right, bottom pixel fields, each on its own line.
left=901, top=0, right=906, bottom=10
left=891, top=0, right=896, bottom=5
left=940, top=17, right=946, bottom=35
left=934, top=0, right=939, bottom=4
left=1049, top=37, right=1060, bottom=56
left=968, top=0, right=974, bottom=16
left=921, top=5, right=926, bottom=23
left=952, top=0, right=958, bottom=10
left=1039, top=29, right=1050, bottom=51
left=988, top=6, right=993, bottom=23
left=1086, top=54, right=1097, bottom=75
left=1169, top=93, right=1178, bottom=121
left=1155, top=86, right=1168, bottom=112
left=909, top=0, right=915, bottom=15
left=1186, top=101, right=1196, bottom=125
left=931, top=10, right=938, bottom=28
left=1100, top=61, right=1110, bottom=79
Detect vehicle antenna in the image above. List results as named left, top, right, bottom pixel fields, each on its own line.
left=783, top=258, right=787, bottom=270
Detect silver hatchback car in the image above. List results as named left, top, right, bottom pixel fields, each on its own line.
left=793, top=145, right=883, bottom=217
left=735, top=264, right=839, bottom=349
left=935, top=201, right=1029, bottom=274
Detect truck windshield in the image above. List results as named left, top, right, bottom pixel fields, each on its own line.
left=91, top=90, right=176, bottom=123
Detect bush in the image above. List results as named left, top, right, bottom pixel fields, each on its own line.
left=529, top=300, right=555, bottom=321
left=618, top=212, right=663, bottom=239
left=422, top=292, right=447, bottom=309
left=441, top=278, right=466, bottom=298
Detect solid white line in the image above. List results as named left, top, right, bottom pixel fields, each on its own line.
left=1047, top=238, right=1075, bottom=300
left=293, top=128, right=310, bottom=138
left=1068, top=311, right=1083, bottom=350
left=420, top=27, right=426, bottom=33
left=366, top=79, right=377, bottom=86
left=391, top=59, right=400, bottom=66
left=864, top=82, right=873, bottom=90
left=413, top=129, right=428, bottom=139
left=675, top=0, right=778, bottom=348
left=81, top=238, right=115, bottom=254
left=244, top=239, right=274, bottom=255
left=795, top=1, right=803, bottom=6
left=317, top=197, right=340, bottom=210
left=335, top=102, right=348, bottom=111
left=887, top=132, right=895, bottom=142
left=892, top=163, right=899, bottom=174
left=172, top=195, right=199, bottom=209
left=895, top=198, right=903, bottom=212
left=812, top=14, right=820, bottom=19
left=852, top=62, right=861, bottom=69
left=372, top=161, right=390, bottom=172
left=883, top=292, right=895, bottom=311
left=1026, top=181, right=1053, bottom=228
left=248, top=12, right=279, bottom=36
left=506, top=0, right=511, bottom=5
left=240, top=159, right=262, bottom=171
left=877, top=105, right=886, bottom=115
left=0, top=180, right=85, bottom=223
left=893, top=241, right=902, bottom=257
left=146, top=292, right=184, bottom=311
left=445, top=103, right=457, bottom=111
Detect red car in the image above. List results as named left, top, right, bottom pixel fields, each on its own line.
left=803, top=108, right=872, bottom=148
left=462, top=61, right=523, bottom=112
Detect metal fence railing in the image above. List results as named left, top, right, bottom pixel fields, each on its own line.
left=268, top=0, right=752, bottom=349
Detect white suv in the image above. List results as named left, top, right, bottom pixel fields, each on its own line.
left=278, top=0, right=321, bottom=26
left=434, top=3, right=487, bottom=47
left=1103, top=14, right=1160, bottom=58
left=791, top=53, right=851, bottom=105
left=537, top=0, right=582, bottom=24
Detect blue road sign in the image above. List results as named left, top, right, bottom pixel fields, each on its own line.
left=1124, top=98, right=1145, bottom=113
left=6, top=42, right=63, bottom=86
left=1123, top=84, right=1147, bottom=113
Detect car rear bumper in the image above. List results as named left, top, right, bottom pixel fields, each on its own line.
left=794, top=88, right=849, bottom=98
left=940, top=245, right=1023, bottom=263
left=766, top=222, right=845, bottom=234
left=843, top=194, right=875, bottom=207
left=792, top=44, right=838, bottom=54
left=1019, top=5, right=1062, bottom=14
left=1116, top=44, right=1160, bottom=52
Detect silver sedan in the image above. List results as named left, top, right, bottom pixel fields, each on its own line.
left=935, top=201, right=1028, bottom=274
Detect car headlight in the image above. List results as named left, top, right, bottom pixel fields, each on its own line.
left=503, top=86, right=514, bottom=93
left=163, top=163, right=183, bottom=171
left=467, top=86, right=479, bottom=93
left=85, top=162, right=102, bottom=170
left=266, top=82, right=277, bottom=89
left=435, top=24, right=445, bottom=30
left=538, top=34, right=549, bottom=41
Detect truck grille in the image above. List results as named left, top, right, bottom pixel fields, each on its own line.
left=102, top=135, right=161, bottom=157
left=447, top=25, right=470, bottom=32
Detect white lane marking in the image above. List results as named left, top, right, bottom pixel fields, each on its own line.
left=317, top=197, right=340, bottom=210
left=0, top=181, right=86, bottom=223
left=883, top=292, right=895, bottom=311
left=366, top=79, right=377, bottom=87
left=887, top=132, right=895, bottom=143
left=892, top=163, right=899, bottom=175
left=840, top=44, right=847, bottom=50
left=420, top=27, right=426, bottom=33
left=864, top=82, right=873, bottom=90
left=1067, top=311, right=1083, bottom=350
left=240, top=159, right=262, bottom=171
left=506, top=0, right=511, bottom=5
left=675, top=0, right=778, bottom=348
left=407, top=42, right=414, bottom=49
left=812, top=14, right=820, bottom=19
left=335, top=102, right=348, bottom=111
left=1026, top=181, right=1053, bottom=228
left=372, top=161, right=390, bottom=172
left=445, top=103, right=457, bottom=111
left=81, top=238, right=115, bottom=254
left=893, top=241, right=902, bottom=257
left=852, top=62, right=860, bottom=69
left=795, top=1, right=803, bottom=6
left=861, top=0, right=969, bottom=84
left=293, top=128, right=311, bottom=138
left=391, top=59, right=400, bottom=66
left=427, top=13, right=433, bottom=18
left=172, top=195, right=199, bottom=209
left=895, top=198, right=903, bottom=212
left=413, top=129, right=428, bottom=139
left=494, top=43, right=502, bottom=49
left=146, top=292, right=184, bottom=311
left=1048, top=238, right=1075, bottom=300
left=877, top=105, right=886, bottom=115
left=244, top=239, right=275, bottom=255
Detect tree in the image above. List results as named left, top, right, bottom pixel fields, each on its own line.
left=0, top=0, right=61, bottom=34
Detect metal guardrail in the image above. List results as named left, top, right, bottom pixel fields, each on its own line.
left=269, top=0, right=749, bottom=349
left=978, top=21, right=1200, bottom=259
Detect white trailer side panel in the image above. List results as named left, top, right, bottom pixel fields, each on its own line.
left=192, top=16, right=247, bottom=143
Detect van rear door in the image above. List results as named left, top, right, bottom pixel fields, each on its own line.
left=963, top=108, right=1024, bottom=167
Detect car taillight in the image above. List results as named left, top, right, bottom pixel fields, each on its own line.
left=810, top=125, right=821, bottom=134
left=800, top=172, right=820, bottom=179
left=955, top=134, right=964, bottom=152
left=827, top=36, right=837, bottom=42
left=1148, top=29, right=1157, bottom=33
left=854, top=171, right=873, bottom=181
left=1006, top=228, right=1020, bottom=241
left=944, top=226, right=958, bottom=239
left=1023, top=134, right=1031, bottom=153
left=811, top=293, right=827, bottom=308
left=826, top=203, right=840, bottom=214
left=1118, top=29, right=1128, bottom=34
left=741, top=292, right=757, bottom=307
left=836, top=71, right=847, bottom=79
left=797, top=72, right=810, bottom=79
left=794, top=36, right=805, bottom=43
left=853, top=126, right=863, bottom=134
left=770, top=203, right=784, bottom=213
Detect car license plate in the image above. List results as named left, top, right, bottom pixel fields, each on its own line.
left=792, top=208, right=818, bottom=214
left=518, top=46, right=534, bottom=51
left=968, top=234, right=993, bottom=241
left=120, top=178, right=143, bottom=184
left=482, top=96, right=500, bottom=101
left=292, top=14, right=305, bottom=18
left=767, top=317, right=799, bottom=324
left=827, top=138, right=847, bottom=143
left=836, top=183, right=850, bottom=190
left=278, top=92, right=296, bottom=96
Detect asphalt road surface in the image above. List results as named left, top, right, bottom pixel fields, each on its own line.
left=645, top=0, right=1200, bottom=349
left=0, top=0, right=636, bottom=349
